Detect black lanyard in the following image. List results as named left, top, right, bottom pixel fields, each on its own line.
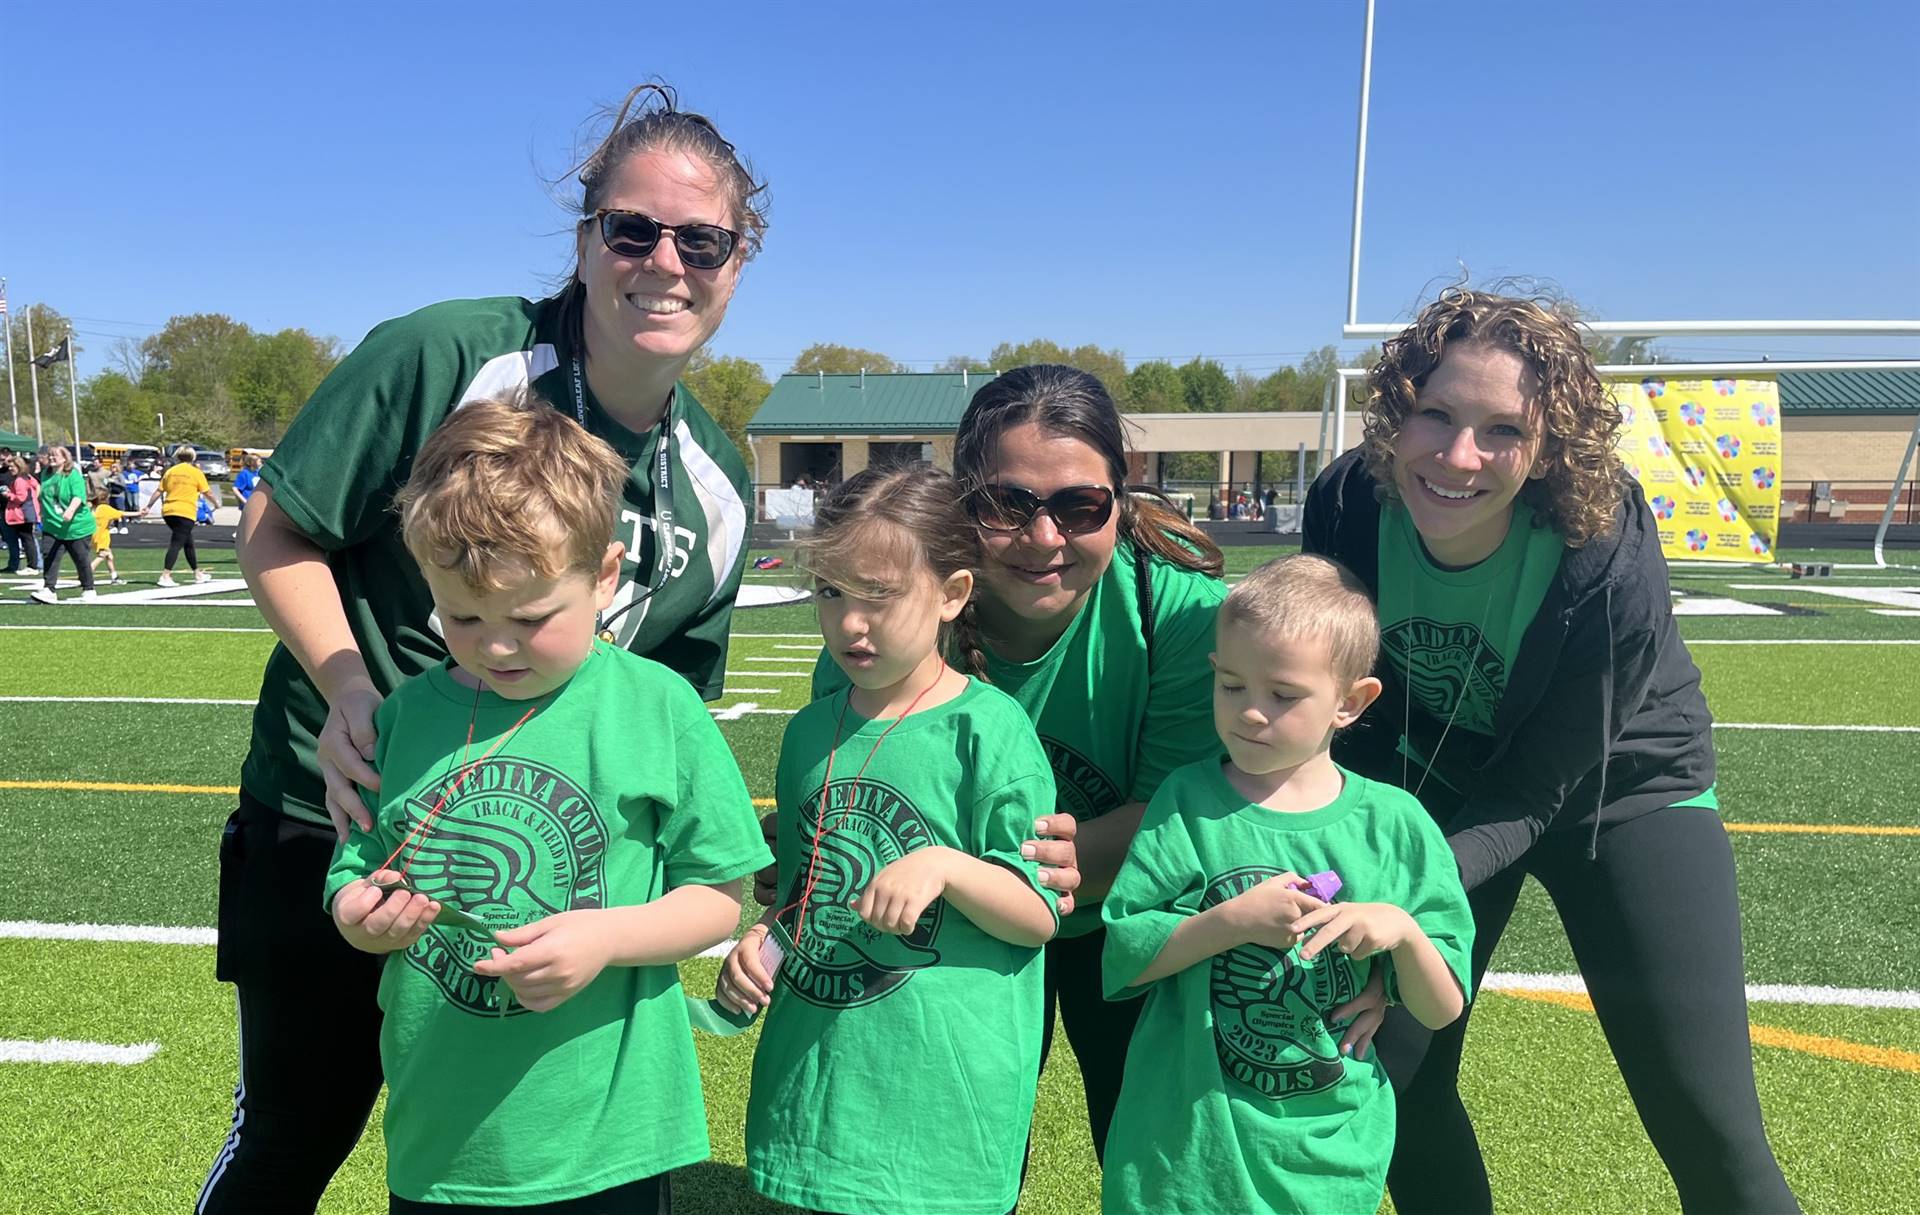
left=570, top=353, right=677, bottom=644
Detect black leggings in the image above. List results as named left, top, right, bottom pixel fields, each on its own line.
left=40, top=534, right=95, bottom=591
left=199, top=794, right=386, bottom=1214
left=1036, top=926, right=1145, bottom=1164
left=165, top=514, right=199, bottom=570
left=1374, top=807, right=1800, bottom=1214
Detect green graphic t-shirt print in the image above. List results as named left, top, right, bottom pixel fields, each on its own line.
left=1202, top=866, right=1360, bottom=1100
left=1377, top=499, right=1563, bottom=787
left=398, top=758, right=610, bottom=1016
left=774, top=777, right=944, bottom=1008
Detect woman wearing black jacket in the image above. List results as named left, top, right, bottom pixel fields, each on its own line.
left=1304, top=290, right=1798, bottom=1213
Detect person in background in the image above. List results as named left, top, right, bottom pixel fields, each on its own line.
left=90, top=489, right=127, bottom=585
left=143, top=444, right=218, bottom=587
left=30, top=444, right=97, bottom=604
left=233, top=455, right=262, bottom=505
left=3, top=453, right=40, bottom=573
left=120, top=460, right=145, bottom=530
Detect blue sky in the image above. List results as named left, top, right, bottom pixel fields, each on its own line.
left=4, top=0, right=1917, bottom=378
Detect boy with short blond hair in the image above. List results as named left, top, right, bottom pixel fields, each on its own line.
left=324, top=396, right=772, bottom=1211
left=1100, top=553, right=1475, bottom=1215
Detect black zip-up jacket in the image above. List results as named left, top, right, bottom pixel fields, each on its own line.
left=1303, top=450, right=1716, bottom=891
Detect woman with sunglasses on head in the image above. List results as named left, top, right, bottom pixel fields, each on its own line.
left=202, top=84, right=764, bottom=1215
left=1303, top=290, right=1799, bottom=1214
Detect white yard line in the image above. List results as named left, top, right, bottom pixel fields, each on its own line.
left=1484, top=972, right=1920, bottom=1011
left=1715, top=723, right=1920, bottom=733
left=739, top=657, right=818, bottom=664
left=6, top=925, right=1908, bottom=1006
left=0, top=1039, right=160, bottom=1066
left=0, top=695, right=257, bottom=706
left=721, top=670, right=812, bottom=679
left=0, top=921, right=218, bottom=945
left=1687, top=639, right=1920, bottom=646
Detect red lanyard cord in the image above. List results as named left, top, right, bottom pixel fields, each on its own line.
left=378, top=681, right=540, bottom=882
left=786, top=664, right=948, bottom=949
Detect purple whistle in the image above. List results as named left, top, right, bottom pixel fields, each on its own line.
left=1290, top=870, right=1342, bottom=902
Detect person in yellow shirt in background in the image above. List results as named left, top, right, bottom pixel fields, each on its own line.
left=144, top=444, right=219, bottom=587
left=90, top=491, right=128, bottom=585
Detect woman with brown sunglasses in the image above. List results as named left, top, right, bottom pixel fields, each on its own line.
left=202, top=84, right=765, bottom=1214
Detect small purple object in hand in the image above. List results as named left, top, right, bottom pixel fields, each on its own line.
left=1290, top=870, right=1342, bottom=902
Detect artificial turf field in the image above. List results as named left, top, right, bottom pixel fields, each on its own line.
left=1, top=537, right=1916, bottom=1213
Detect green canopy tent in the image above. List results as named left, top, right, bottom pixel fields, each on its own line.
left=0, top=429, right=39, bottom=454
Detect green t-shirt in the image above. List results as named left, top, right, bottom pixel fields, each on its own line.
left=1376, top=499, right=1564, bottom=792
left=37, top=468, right=95, bottom=542
left=245, top=296, right=752, bottom=827
left=747, top=678, right=1058, bottom=1215
left=322, top=642, right=773, bottom=1206
left=1099, top=760, right=1474, bottom=1215
left=814, top=540, right=1226, bottom=938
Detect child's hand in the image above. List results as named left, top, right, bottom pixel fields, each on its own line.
left=1293, top=901, right=1417, bottom=961
left=331, top=871, right=438, bottom=954
left=718, top=923, right=776, bottom=1014
left=853, top=847, right=958, bottom=935
left=1223, top=872, right=1326, bottom=950
left=472, top=910, right=614, bottom=1013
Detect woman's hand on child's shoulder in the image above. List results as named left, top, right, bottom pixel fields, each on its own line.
left=473, top=910, right=615, bottom=1013
left=719, top=923, right=776, bottom=1015
left=331, top=872, right=438, bottom=954
left=1293, top=901, right=1418, bottom=962
left=1024, top=813, right=1080, bottom=917
left=854, top=847, right=961, bottom=935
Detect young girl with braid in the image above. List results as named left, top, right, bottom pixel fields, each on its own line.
left=719, top=465, right=1059, bottom=1215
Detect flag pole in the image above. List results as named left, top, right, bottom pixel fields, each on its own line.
left=67, top=332, right=82, bottom=463
left=25, top=307, right=43, bottom=443
left=2, top=280, right=17, bottom=433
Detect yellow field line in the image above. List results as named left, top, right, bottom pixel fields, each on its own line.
left=1, top=779, right=782, bottom=807
left=0, top=779, right=240, bottom=795
left=1725, top=823, right=1920, bottom=837
left=1496, top=988, right=1920, bottom=1074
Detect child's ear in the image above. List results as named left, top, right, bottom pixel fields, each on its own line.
left=937, top=568, right=974, bottom=623
left=1334, top=675, right=1383, bottom=727
left=595, top=541, right=625, bottom=609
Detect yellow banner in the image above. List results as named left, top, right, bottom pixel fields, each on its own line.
left=1611, top=377, right=1783, bottom=563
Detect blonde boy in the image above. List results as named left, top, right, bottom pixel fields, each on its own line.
left=90, top=493, right=126, bottom=583
left=323, top=397, right=771, bottom=1211
left=1100, top=554, right=1475, bottom=1215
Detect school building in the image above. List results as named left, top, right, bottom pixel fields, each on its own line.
left=742, top=369, right=1920, bottom=527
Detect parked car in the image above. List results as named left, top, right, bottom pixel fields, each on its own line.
left=188, top=447, right=231, bottom=480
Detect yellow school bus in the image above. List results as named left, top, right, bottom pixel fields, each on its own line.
left=87, top=441, right=161, bottom=472
left=227, top=447, right=274, bottom=471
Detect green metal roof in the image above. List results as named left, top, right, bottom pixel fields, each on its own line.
left=1778, top=369, right=1919, bottom=414
left=747, top=372, right=998, bottom=435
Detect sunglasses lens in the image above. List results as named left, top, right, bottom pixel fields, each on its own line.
left=674, top=225, right=736, bottom=269
left=601, top=211, right=661, bottom=258
left=969, top=486, right=1035, bottom=531
left=1051, top=487, right=1115, bottom=533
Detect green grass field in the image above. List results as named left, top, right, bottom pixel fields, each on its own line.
left=2, top=542, right=1916, bottom=1213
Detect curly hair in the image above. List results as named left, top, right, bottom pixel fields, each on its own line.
left=1360, top=288, right=1625, bottom=547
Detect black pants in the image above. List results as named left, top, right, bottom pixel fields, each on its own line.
left=1036, top=926, right=1144, bottom=1164
left=1374, top=807, right=1800, bottom=1215
left=392, top=1173, right=670, bottom=1214
left=40, top=534, right=95, bottom=591
left=165, top=513, right=200, bottom=570
left=4, top=520, right=40, bottom=570
left=198, top=793, right=387, bottom=1215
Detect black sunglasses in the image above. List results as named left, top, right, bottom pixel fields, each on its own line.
left=591, top=209, right=740, bottom=270
left=967, top=483, right=1116, bottom=535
